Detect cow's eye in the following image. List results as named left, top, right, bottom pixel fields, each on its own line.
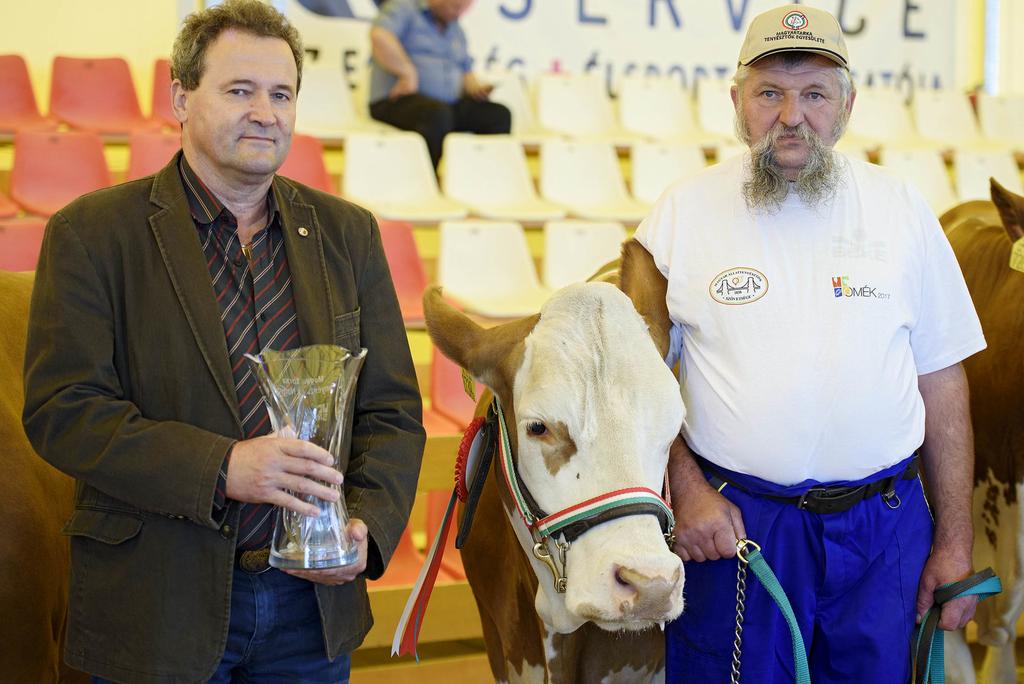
left=526, top=421, right=547, bottom=437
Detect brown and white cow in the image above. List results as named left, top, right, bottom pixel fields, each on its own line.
left=0, top=270, right=86, bottom=683
left=940, top=180, right=1024, bottom=684
left=424, top=240, right=684, bottom=683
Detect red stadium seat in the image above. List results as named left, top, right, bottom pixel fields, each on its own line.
left=368, top=526, right=425, bottom=586
left=277, top=134, right=333, bottom=193
left=431, top=347, right=480, bottom=429
left=127, top=130, right=181, bottom=180
left=150, top=58, right=178, bottom=128
left=0, top=192, right=18, bottom=219
left=0, top=219, right=46, bottom=271
left=422, top=406, right=462, bottom=437
left=0, top=54, right=54, bottom=133
left=49, top=56, right=157, bottom=135
left=377, top=220, right=427, bottom=327
left=10, top=131, right=111, bottom=217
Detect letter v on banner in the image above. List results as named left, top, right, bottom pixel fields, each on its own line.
left=725, top=0, right=754, bottom=31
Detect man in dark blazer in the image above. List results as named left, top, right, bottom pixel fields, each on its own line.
left=22, top=1, right=425, bottom=682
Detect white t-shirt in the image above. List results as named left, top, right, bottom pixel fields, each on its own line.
left=635, top=153, right=986, bottom=484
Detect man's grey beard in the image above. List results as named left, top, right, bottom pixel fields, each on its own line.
left=734, top=108, right=849, bottom=213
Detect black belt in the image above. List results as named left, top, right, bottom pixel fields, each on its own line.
left=701, top=455, right=920, bottom=515
left=235, top=548, right=272, bottom=574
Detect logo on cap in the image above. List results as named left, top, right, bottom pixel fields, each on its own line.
left=781, top=11, right=808, bottom=31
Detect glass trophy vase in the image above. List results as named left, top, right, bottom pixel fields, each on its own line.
left=246, top=344, right=367, bottom=570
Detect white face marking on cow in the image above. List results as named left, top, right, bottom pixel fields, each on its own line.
left=507, top=283, right=686, bottom=632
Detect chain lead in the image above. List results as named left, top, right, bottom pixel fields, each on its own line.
left=730, top=554, right=749, bottom=684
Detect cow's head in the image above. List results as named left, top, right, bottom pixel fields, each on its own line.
left=424, top=240, right=685, bottom=633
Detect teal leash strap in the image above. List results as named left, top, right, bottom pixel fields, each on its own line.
left=912, top=568, right=1002, bottom=684
left=737, top=541, right=811, bottom=684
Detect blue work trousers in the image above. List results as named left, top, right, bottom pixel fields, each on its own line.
left=666, top=456, right=932, bottom=683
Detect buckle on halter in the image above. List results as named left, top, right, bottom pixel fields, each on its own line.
left=533, top=540, right=569, bottom=594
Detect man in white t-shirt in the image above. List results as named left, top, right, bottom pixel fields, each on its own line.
left=635, top=4, right=985, bottom=681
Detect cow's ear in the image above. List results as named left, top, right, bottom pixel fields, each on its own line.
left=619, top=239, right=671, bottom=360
left=991, top=177, right=1024, bottom=243
left=423, top=287, right=538, bottom=403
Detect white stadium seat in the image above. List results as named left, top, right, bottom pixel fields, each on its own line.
left=911, top=89, right=1001, bottom=151
left=484, top=70, right=549, bottom=146
left=696, top=79, right=739, bottom=142
left=295, top=62, right=396, bottom=141
left=539, top=139, right=650, bottom=222
left=542, top=221, right=627, bottom=290
left=953, top=150, right=1024, bottom=201
left=618, top=76, right=713, bottom=145
left=846, top=88, right=932, bottom=150
left=438, top=220, right=551, bottom=318
left=976, top=93, right=1024, bottom=150
left=535, top=74, right=638, bottom=146
left=630, top=141, right=707, bottom=205
left=342, top=132, right=468, bottom=221
left=879, top=148, right=959, bottom=215
left=442, top=133, right=565, bottom=222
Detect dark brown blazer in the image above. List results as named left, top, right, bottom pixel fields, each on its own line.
left=22, top=156, right=425, bottom=683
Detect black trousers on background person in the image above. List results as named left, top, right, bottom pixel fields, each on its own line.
left=370, top=94, right=512, bottom=168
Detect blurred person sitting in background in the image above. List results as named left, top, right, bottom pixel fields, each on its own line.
left=368, top=0, right=511, bottom=168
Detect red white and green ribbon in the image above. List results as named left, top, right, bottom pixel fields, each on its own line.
left=494, top=399, right=534, bottom=525
left=535, top=487, right=672, bottom=539
left=390, top=488, right=457, bottom=660
left=391, top=416, right=487, bottom=659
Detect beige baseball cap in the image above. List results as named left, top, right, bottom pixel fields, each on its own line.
left=738, top=4, right=849, bottom=68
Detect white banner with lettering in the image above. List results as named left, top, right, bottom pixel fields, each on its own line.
left=280, top=0, right=960, bottom=97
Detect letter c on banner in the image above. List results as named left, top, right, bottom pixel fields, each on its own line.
left=835, top=0, right=866, bottom=35
left=500, top=0, right=532, bottom=21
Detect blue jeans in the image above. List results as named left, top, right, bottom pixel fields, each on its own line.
left=666, top=456, right=932, bottom=683
left=94, top=567, right=350, bottom=683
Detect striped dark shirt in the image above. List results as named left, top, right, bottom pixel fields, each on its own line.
left=179, top=155, right=302, bottom=550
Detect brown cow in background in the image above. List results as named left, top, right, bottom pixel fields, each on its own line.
left=941, top=180, right=1024, bottom=684
left=0, top=270, right=85, bottom=683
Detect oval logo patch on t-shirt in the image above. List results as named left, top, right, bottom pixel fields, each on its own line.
left=709, top=267, right=769, bottom=305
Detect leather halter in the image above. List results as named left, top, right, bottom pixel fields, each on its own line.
left=489, top=399, right=674, bottom=593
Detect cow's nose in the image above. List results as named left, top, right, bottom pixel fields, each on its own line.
left=612, top=564, right=682, bottom=617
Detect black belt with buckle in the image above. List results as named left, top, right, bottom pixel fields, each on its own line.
left=235, top=548, right=272, bottom=574
left=701, top=454, right=920, bottom=515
